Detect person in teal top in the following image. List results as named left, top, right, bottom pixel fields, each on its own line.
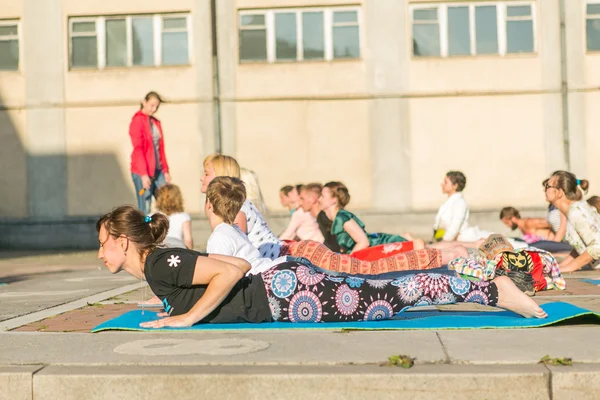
left=319, top=181, right=424, bottom=254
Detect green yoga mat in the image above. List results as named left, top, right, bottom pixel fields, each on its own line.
left=92, top=302, right=600, bottom=332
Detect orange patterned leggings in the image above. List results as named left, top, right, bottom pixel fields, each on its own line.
left=281, top=240, right=443, bottom=275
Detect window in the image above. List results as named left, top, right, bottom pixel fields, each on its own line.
left=448, top=6, right=470, bottom=56
left=71, top=19, right=98, bottom=68
left=411, top=2, right=535, bottom=58
left=132, top=17, right=154, bottom=66
left=69, top=13, right=191, bottom=69
left=239, top=14, right=267, bottom=61
left=238, top=7, right=361, bottom=63
left=106, top=19, right=126, bottom=67
left=412, top=8, right=440, bottom=56
left=332, top=10, right=360, bottom=58
left=275, top=12, right=297, bottom=60
left=506, top=5, right=534, bottom=53
left=0, top=20, right=19, bottom=71
left=303, top=12, right=325, bottom=59
left=162, top=16, right=189, bottom=65
left=586, top=2, right=600, bottom=51
left=475, top=6, right=499, bottom=54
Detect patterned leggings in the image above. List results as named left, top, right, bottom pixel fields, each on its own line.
left=281, top=240, right=442, bottom=275
left=261, top=262, right=499, bottom=322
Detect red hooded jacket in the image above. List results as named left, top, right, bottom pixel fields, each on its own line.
left=129, top=110, right=169, bottom=177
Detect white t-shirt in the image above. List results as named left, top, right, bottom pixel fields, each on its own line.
left=240, top=200, right=282, bottom=259
left=433, top=193, right=471, bottom=241
left=433, top=192, right=498, bottom=242
left=432, top=193, right=526, bottom=248
left=279, top=208, right=325, bottom=242
left=206, top=223, right=284, bottom=275
left=166, top=212, right=191, bottom=241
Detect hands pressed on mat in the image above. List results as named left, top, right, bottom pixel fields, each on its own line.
left=140, top=312, right=194, bottom=328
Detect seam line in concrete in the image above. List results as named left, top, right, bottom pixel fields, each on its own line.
left=0, top=282, right=147, bottom=332
left=30, top=365, right=46, bottom=400
left=435, top=332, right=451, bottom=364
left=542, top=364, right=554, bottom=400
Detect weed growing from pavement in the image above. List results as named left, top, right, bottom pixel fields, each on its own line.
left=381, top=355, right=415, bottom=368
left=539, top=355, right=573, bottom=366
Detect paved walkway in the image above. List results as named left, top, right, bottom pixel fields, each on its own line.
left=1, top=250, right=599, bottom=399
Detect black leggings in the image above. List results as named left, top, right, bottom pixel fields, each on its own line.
left=261, top=262, right=499, bottom=323
left=529, top=240, right=573, bottom=253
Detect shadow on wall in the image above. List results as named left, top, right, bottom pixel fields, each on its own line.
left=0, top=93, right=136, bottom=250
left=0, top=104, right=27, bottom=218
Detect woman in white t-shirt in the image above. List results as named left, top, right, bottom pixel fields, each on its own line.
left=201, top=154, right=283, bottom=259
left=155, top=184, right=193, bottom=249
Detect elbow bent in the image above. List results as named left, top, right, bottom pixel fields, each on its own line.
left=239, top=260, right=251, bottom=275
left=231, top=266, right=245, bottom=282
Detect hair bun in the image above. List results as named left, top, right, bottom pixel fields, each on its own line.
left=148, top=213, right=169, bottom=244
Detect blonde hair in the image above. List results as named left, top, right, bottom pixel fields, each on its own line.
left=206, top=176, right=246, bottom=224
left=155, top=184, right=184, bottom=215
left=302, top=183, right=323, bottom=197
left=241, top=168, right=268, bottom=215
left=203, top=154, right=240, bottom=178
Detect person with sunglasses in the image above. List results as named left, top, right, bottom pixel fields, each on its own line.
left=544, top=171, right=600, bottom=272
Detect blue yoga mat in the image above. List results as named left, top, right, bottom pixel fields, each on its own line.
left=92, top=302, right=600, bottom=332
left=581, top=279, right=600, bottom=285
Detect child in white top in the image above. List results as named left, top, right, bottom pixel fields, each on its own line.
left=205, top=176, right=286, bottom=275
left=207, top=223, right=284, bottom=275
left=433, top=171, right=491, bottom=242
left=432, top=171, right=526, bottom=250
left=201, top=153, right=283, bottom=260
left=155, top=184, right=193, bottom=249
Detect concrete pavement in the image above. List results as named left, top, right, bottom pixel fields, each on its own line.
left=1, top=249, right=600, bottom=399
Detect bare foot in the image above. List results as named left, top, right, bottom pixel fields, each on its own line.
left=494, top=276, right=547, bottom=319
left=440, top=245, right=469, bottom=264
left=403, top=232, right=415, bottom=241
left=413, top=238, right=425, bottom=250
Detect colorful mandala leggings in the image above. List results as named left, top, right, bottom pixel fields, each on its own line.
left=261, top=262, right=499, bottom=323
left=281, top=240, right=442, bottom=275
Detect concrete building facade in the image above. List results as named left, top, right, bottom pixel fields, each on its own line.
left=0, top=0, right=598, bottom=247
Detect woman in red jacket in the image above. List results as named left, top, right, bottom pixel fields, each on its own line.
left=129, top=92, right=171, bottom=214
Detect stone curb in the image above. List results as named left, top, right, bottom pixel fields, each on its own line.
left=1, top=363, right=599, bottom=400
